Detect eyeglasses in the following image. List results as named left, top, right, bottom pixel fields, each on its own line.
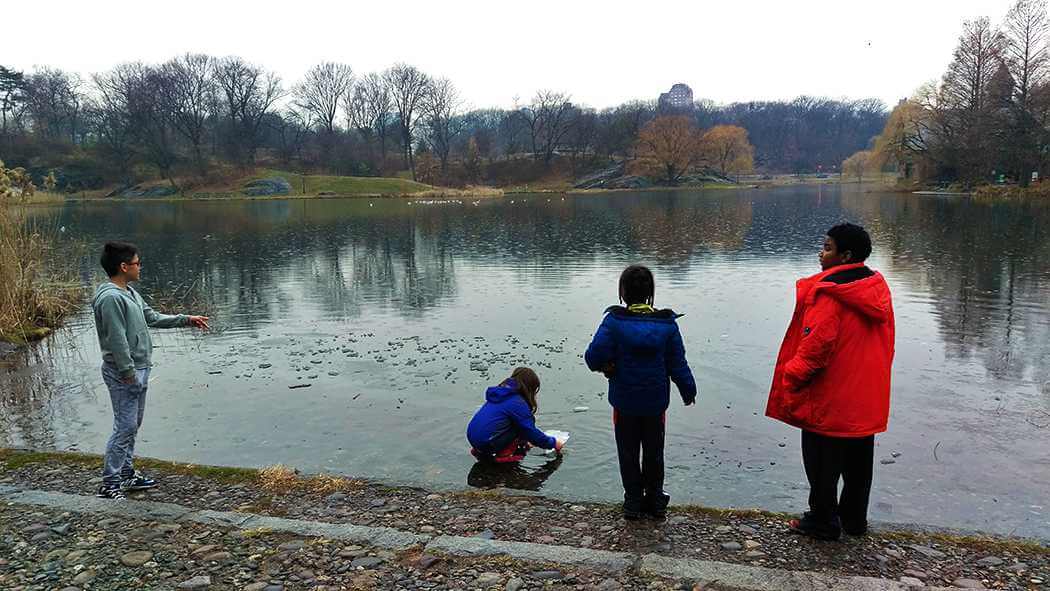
left=126, top=261, right=142, bottom=267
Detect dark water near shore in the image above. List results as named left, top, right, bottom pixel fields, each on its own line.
left=2, top=186, right=1049, bottom=537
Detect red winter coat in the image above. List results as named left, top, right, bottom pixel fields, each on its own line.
left=766, top=263, right=895, bottom=438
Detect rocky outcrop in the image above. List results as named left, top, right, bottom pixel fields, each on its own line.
left=574, top=163, right=627, bottom=189
left=242, top=177, right=291, bottom=197
left=107, top=184, right=179, bottom=198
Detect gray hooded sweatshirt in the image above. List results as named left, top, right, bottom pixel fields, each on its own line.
left=92, top=282, right=189, bottom=378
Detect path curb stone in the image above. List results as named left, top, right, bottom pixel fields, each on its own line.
left=0, top=485, right=996, bottom=591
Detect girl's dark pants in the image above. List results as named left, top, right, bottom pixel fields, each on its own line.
left=613, top=410, right=666, bottom=508
left=801, top=430, right=875, bottom=535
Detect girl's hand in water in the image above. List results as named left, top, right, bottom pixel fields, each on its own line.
left=554, top=438, right=566, bottom=453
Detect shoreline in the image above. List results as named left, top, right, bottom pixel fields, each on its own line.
left=18, top=178, right=895, bottom=207
left=1, top=448, right=1046, bottom=590
left=2, top=448, right=1046, bottom=548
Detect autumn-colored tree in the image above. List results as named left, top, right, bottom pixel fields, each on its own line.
left=415, top=151, right=439, bottom=185
left=0, top=159, right=36, bottom=201
left=634, top=116, right=704, bottom=184
left=870, top=97, right=933, bottom=179
left=842, top=150, right=873, bottom=182
left=699, top=125, right=755, bottom=177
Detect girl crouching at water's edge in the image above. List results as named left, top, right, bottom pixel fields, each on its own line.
left=466, top=367, right=565, bottom=463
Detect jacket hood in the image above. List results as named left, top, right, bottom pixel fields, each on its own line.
left=801, top=264, right=892, bottom=323
left=485, top=380, right=524, bottom=404
left=93, top=282, right=130, bottom=306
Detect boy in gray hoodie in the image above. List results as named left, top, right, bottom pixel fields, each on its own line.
left=93, top=241, right=209, bottom=499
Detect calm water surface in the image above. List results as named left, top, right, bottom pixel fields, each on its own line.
left=3, top=186, right=1049, bottom=537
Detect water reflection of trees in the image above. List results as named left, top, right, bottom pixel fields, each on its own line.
left=841, top=192, right=1050, bottom=383
left=31, top=192, right=1050, bottom=384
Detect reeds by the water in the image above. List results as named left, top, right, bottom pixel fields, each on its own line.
left=0, top=206, right=83, bottom=344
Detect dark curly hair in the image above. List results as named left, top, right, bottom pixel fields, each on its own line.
left=827, top=223, right=872, bottom=263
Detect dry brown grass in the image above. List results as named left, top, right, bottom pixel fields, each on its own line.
left=0, top=206, right=84, bottom=344
left=258, top=464, right=361, bottom=495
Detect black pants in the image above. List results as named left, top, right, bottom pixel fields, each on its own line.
left=801, top=430, right=874, bottom=534
left=613, top=410, right=665, bottom=503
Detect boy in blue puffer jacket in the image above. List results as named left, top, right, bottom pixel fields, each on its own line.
left=585, top=265, right=697, bottom=520
left=467, top=367, right=565, bottom=462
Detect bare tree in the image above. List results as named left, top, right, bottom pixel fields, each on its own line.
left=422, top=77, right=464, bottom=175
left=161, top=53, right=216, bottom=176
left=564, top=106, right=597, bottom=175
left=24, top=67, right=83, bottom=142
left=295, top=62, right=354, bottom=135
left=384, top=63, right=429, bottom=179
left=1004, top=0, right=1050, bottom=108
left=937, top=18, right=1006, bottom=181
left=212, top=56, right=283, bottom=167
left=941, top=18, right=1005, bottom=113
left=268, top=108, right=310, bottom=166
left=91, top=65, right=143, bottom=183
left=531, top=90, right=575, bottom=166
left=344, top=72, right=392, bottom=170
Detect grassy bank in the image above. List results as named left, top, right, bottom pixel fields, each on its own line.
left=974, top=183, right=1050, bottom=200
left=26, top=168, right=506, bottom=204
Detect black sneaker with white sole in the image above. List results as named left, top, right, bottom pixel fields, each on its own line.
left=96, top=483, right=127, bottom=500
left=121, top=472, right=157, bottom=491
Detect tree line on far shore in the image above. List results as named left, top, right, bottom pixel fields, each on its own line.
left=0, top=56, right=886, bottom=192
left=845, top=0, right=1050, bottom=187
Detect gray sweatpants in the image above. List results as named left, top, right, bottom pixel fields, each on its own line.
left=101, top=363, right=151, bottom=486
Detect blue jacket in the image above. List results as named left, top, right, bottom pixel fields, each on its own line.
left=585, top=306, right=697, bottom=416
left=466, top=380, right=556, bottom=452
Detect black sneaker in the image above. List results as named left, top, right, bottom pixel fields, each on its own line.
left=96, top=483, right=126, bottom=500
left=788, top=512, right=841, bottom=541
left=623, top=498, right=645, bottom=520
left=120, top=472, right=157, bottom=491
left=645, top=492, right=671, bottom=521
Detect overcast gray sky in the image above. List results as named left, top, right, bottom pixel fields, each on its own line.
left=7, top=0, right=1017, bottom=110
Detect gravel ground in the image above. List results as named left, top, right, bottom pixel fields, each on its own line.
left=0, top=503, right=677, bottom=591
left=1, top=452, right=1046, bottom=590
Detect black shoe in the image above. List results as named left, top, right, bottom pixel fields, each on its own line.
left=644, top=491, right=671, bottom=520
left=121, top=472, right=157, bottom=491
left=96, top=483, right=126, bottom=500
left=623, top=498, right=645, bottom=521
left=788, top=512, right=841, bottom=541
left=842, top=523, right=868, bottom=537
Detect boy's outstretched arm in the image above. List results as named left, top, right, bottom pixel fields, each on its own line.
left=667, top=326, right=697, bottom=405
left=783, top=296, right=841, bottom=389
left=142, top=297, right=209, bottom=330
left=584, top=315, right=615, bottom=373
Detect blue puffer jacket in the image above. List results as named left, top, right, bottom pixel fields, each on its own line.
left=466, top=380, right=556, bottom=452
left=585, top=306, right=697, bottom=416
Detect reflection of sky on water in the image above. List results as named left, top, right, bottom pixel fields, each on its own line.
left=2, top=187, right=1048, bottom=538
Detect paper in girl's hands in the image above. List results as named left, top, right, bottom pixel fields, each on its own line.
left=543, top=430, right=570, bottom=455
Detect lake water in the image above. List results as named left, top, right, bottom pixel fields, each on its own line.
left=2, top=186, right=1049, bottom=538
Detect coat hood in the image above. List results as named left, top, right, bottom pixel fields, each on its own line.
left=800, top=264, right=892, bottom=323
left=93, top=282, right=130, bottom=306
left=485, top=380, right=524, bottom=404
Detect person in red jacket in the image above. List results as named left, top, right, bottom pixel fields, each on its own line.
left=766, top=223, right=895, bottom=541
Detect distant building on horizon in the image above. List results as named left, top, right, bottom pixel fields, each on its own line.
left=658, top=83, right=694, bottom=111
